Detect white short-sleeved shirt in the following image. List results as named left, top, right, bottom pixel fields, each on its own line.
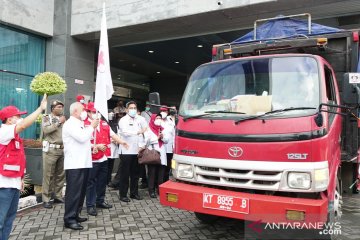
left=0, top=124, right=22, bottom=190
left=118, top=114, right=148, bottom=155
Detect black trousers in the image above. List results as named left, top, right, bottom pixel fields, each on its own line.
left=148, top=164, right=165, bottom=193
left=140, top=164, right=148, bottom=184
left=119, top=154, right=140, bottom=197
left=107, top=158, right=115, bottom=184
left=111, top=158, right=122, bottom=187
left=164, top=153, right=173, bottom=182
left=64, top=168, right=89, bottom=224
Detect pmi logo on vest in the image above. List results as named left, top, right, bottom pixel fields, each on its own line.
left=246, top=220, right=341, bottom=239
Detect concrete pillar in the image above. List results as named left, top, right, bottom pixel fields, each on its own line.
left=46, top=0, right=95, bottom=115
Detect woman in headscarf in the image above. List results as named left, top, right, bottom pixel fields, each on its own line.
left=139, top=113, right=169, bottom=198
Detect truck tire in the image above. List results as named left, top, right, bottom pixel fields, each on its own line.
left=195, top=212, right=219, bottom=224
left=324, top=176, right=342, bottom=240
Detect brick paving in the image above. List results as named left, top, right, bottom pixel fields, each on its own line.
left=9, top=188, right=360, bottom=240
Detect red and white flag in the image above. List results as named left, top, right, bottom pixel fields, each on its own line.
left=94, top=2, right=114, bottom=121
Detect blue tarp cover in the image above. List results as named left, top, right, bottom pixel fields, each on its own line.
left=232, top=16, right=342, bottom=44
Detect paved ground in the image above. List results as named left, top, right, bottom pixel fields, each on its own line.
left=9, top=188, right=360, bottom=240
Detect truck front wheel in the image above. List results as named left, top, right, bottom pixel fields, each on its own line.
left=195, top=212, right=219, bottom=224
left=325, top=175, right=342, bottom=240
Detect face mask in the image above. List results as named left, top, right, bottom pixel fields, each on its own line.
left=108, top=113, right=114, bottom=120
left=16, top=118, right=23, bottom=124
left=11, top=117, right=23, bottom=125
left=160, top=112, right=167, bottom=119
left=128, top=109, right=137, bottom=117
left=80, top=111, right=87, bottom=121
left=91, top=113, right=100, bottom=120
left=154, top=119, right=162, bottom=126
left=145, top=107, right=150, bottom=111
left=80, top=99, right=85, bottom=104
left=9, top=117, right=19, bottom=125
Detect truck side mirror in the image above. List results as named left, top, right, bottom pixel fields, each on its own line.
left=149, top=92, right=161, bottom=114
left=314, top=112, right=323, bottom=127
left=342, top=73, right=360, bottom=104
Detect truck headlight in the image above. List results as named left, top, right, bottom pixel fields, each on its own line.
left=177, top=164, right=193, bottom=179
left=288, top=172, right=311, bottom=189
left=314, top=168, right=329, bottom=190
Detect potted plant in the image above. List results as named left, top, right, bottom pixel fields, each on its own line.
left=23, top=139, right=43, bottom=186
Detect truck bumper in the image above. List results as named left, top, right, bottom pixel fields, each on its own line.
left=160, top=181, right=328, bottom=223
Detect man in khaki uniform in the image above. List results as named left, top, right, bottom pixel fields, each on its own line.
left=42, top=100, right=66, bottom=208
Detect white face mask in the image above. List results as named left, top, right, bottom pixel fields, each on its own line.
left=91, top=113, right=100, bottom=120
left=160, top=112, right=167, bottom=119
left=128, top=109, right=137, bottom=118
left=80, top=99, right=85, bottom=104
left=80, top=111, right=87, bottom=121
left=154, top=119, right=162, bottom=126
left=16, top=118, right=23, bottom=124
left=12, top=117, right=23, bottom=125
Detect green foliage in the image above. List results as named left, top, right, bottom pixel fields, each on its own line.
left=30, top=72, right=67, bottom=96
left=36, top=114, right=43, bottom=123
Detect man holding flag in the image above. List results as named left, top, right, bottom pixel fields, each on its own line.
left=84, top=102, right=128, bottom=217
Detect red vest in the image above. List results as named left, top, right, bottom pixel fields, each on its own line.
left=0, top=131, right=26, bottom=178
left=84, top=119, right=111, bottom=160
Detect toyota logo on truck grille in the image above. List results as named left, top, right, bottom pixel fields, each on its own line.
left=228, top=146, right=243, bottom=158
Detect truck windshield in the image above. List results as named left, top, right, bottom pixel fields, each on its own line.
left=179, top=56, right=319, bottom=118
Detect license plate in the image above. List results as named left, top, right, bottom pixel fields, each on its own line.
left=203, top=193, right=249, bottom=214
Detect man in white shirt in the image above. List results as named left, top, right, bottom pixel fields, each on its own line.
left=0, top=95, right=47, bottom=240
left=118, top=101, right=147, bottom=202
left=62, top=102, right=99, bottom=231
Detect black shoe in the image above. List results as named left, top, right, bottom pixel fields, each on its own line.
left=149, top=192, right=157, bottom=198
left=108, top=182, right=119, bottom=189
left=64, top=222, right=83, bottom=230
left=53, top=198, right=64, bottom=204
left=96, top=202, right=113, bottom=209
left=130, top=194, right=143, bottom=200
left=119, top=196, right=131, bottom=202
left=43, top=202, right=53, bottom=209
left=76, top=216, right=88, bottom=223
left=139, top=183, right=148, bottom=189
left=87, top=207, right=97, bottom=216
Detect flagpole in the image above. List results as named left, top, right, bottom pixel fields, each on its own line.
left=93, top=110, right=98, bottom=153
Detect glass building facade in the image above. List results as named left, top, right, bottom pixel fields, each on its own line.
left=0, top=24, right=45, bottom=139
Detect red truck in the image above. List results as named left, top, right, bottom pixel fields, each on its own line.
left=156, top=14, right=360, bottom=239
